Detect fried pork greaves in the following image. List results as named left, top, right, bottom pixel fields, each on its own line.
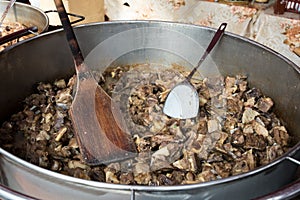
left=0, top=64, right=291, bottom=185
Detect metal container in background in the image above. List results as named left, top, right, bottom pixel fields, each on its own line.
left=0, top=1, right=48, bottom=35
left=0, top=21, right=299, bottom=200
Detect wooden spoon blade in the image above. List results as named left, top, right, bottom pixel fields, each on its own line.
left=70, top=65, right=137, bottom=165
left=54, top=0, right=137, bottom=165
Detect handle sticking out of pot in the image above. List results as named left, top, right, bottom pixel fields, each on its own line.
left=0, top=26, right=38, bottom=46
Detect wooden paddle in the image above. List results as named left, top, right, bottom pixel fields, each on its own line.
left=54, top=0, right=137, bottom=165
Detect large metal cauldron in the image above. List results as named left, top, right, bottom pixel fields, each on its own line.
left=0, top=21, right=299, bottom=200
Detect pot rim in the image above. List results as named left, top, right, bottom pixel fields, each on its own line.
left=5, top=20, right=300, bottom=71
left=1, top=142, right=299, bottom=192
left=0, top=20, right=299, bottom=192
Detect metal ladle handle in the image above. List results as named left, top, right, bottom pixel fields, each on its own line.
left=186, top=23, right=227, bottom=82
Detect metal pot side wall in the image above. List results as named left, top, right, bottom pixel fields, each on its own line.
left=0, top=148, right=297, bottom=200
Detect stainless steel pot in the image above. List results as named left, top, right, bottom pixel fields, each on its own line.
left=0, top=1, right=49, bottom=32
left=0, top=1, right=48, bottom=36
left=0, top=21, right=299, bottom=200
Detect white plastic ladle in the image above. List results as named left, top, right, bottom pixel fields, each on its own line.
left=163, top=23, right=227, bottom=119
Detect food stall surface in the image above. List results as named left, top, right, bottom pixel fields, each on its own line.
left=104, top=0, right=300, bottom=66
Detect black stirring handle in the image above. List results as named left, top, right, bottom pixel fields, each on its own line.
left=0, top=26, right=38, bottom=46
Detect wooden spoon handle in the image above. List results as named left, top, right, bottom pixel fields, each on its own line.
left=186, top=23, right=227, bottom=81
left=54, top=0, right=85, bottom=69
